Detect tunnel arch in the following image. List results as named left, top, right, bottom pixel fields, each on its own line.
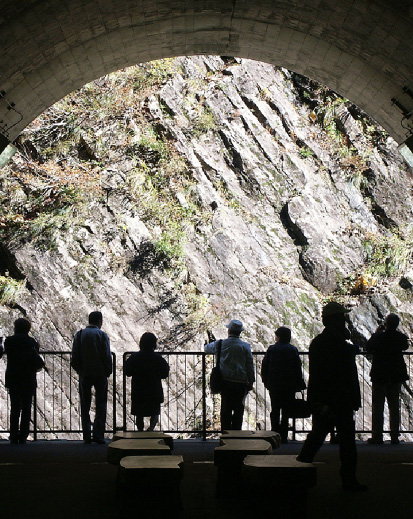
left=0, top=0, right=412, bottom=145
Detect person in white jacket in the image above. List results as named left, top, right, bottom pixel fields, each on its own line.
left=205, top=319, right=254, bottom=430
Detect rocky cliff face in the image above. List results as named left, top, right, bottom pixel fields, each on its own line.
left=0, top=56, right=412, bottom=435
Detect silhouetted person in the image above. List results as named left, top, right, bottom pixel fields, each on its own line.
left=125, top=332, right=170, bottom=431
left=71, top=311, right=112, bottom=444
left=261, top=326, right=305, bottom=443
left=297, top=302, right=367, bottom=491
left=366, top=313, right=409, bottom=445
left=4, top=318, right=45, bottom=443
left=205, top=319, right=254, bottom=430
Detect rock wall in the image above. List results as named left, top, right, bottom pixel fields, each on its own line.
left=0, top=56, right=412, bottom=436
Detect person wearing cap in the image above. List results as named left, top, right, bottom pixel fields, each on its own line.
left=366, top=313, right=409, bottom=445
left=205, top=319, right=255, bottom=430
left=261, top=326, right=306, bottom=443
left=297, top=302, right=367, bottom=491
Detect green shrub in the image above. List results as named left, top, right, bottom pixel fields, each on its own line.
left=0, top=274, right=26, bottom=305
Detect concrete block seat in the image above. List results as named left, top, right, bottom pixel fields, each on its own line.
left=214, top=439, right=272, bottom=497
left=107, top=438, right=171, bottom=465
left=243, top=454, right=316, bottom=517
left=118, top=455, right=184, bottom=516
left=220, top=430, right=281, bottom=448
left=111, top=430, right=174, bottom=449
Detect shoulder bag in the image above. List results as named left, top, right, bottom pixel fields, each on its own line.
left=209, top=339, right=223, bottom=394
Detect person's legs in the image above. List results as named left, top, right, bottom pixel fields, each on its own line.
left=79, top=377, right=93, bottom=442
left=269, top=391, right=281, bottom=433
left=220, top=381, right=233, bottom=430
left=231, top=383, right=247, bottom=430
left=9, top=386, right=21, bottom=443
left=297, top=411, right=330, bottom=462
left=93, top=376, right=108, bottom=441
left=371, top=383, right=386, bottom=442
left=19, top=387, right=34, bottom=442
left=135, top=415, right=144, bottom=431
left=279, top=407, right=290, bottom=443
left=386, top=383, right=401, bottom=443
left=148, top=415, right=159, bottom=431
left=336, top=411, right=358, bottom=486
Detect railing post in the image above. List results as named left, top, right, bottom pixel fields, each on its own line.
left=112, top=352, right=117, bottom=434
left=122, top=353, right=127, bottom=432
left=202, top=353, right=207, bottom=441
left=33, top=387, right=37, bottom=441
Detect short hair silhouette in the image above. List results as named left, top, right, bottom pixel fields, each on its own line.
left=88, top=311, right=103, bottom=326
left=275, top=326, right=291, bottom=343
left=139, top=332, right=157, bottom=351
left=385, top=313, right=400, bottom=330
left=14, top=318, right=31, bottom=334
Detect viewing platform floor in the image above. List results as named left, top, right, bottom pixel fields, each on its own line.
left=0, top=439, right=412, bottom=519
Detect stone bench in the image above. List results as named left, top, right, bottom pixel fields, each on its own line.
left=214, top=438, right=272, bottom=497
left=243, top=454, right=317, bottom=518
left=107, top=438, right=171, bottom=466
left=221, top=430, right=281, bottom=448
left=118, top=455, right=184, bottom=516
left=111, top=430, right=174, bottom=450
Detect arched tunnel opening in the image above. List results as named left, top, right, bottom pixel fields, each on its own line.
left=0, top=54, right=412, bottom=439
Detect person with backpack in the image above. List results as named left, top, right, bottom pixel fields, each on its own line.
left=261, top=326, right=305, bottom=443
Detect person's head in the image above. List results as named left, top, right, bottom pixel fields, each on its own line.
left=321, top=301, right=350, bottom=329
left=275, top=326, right=291, bottom=344
left=88, top=311, right=103, bottom=328
left=14, top=318, right=31, bottom=335
left=139, top=332, right=157, bottom=351
left=226, top=319, right=244, bottom=337
left=385, top=313, right=400, bottom=331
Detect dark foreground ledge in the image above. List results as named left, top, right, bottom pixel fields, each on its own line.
left=0, top=439, right=412, bottom=519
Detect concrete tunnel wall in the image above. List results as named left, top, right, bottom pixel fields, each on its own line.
left=0, top=0, right=412, bottom=144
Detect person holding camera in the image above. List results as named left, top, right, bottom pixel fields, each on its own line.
left=205, top=319, right=254, bottom=430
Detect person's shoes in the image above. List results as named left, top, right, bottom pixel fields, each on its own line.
left=92, top=438, right=106, bottom=444
left=342, top=481, right=368, bottom=492
left=83, top=439, right=92, bottom=444
left=367, top=438, right=383, bottom=445
left=391, top=438, right=400, bottom=445
left=18, top=439, right=26, bottom=444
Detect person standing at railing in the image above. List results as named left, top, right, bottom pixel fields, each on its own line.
left=3, top=318, right=45, bottom=444
left=261, top=326, right=306, bottom=443
left=71, top=311, right=112, bottom=444
left=124, top=332, right=170, bottom=431
left=296, top=302, right=368, bottom=492
left=205, top=319, right=255, bottom=430
left=366, top=313, right=409, bottom=445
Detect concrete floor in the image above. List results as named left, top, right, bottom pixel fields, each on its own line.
left=0, top=439, right=412, bottom=519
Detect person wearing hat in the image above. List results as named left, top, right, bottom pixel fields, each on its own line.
left=205, top=319, right=255, bottom=430
left=366, top=313, right=409, bottom=445
left=297, top=302, right=367, bottom=491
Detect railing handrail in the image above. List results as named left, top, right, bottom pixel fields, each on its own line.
left=1, top=350, right=413, bottom=439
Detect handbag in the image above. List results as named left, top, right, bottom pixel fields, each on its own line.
left=288, top=392, right=312, bottom=419
left=209, top=339, right=223, bottom=394
left=30, top=348, right=45, bottom=372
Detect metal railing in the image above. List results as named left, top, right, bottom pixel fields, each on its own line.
left=122, top=351, right=413, bottom=440
left=0, top=352, right=117, bottom=440
left=1, top=351, right=413, bottom=440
